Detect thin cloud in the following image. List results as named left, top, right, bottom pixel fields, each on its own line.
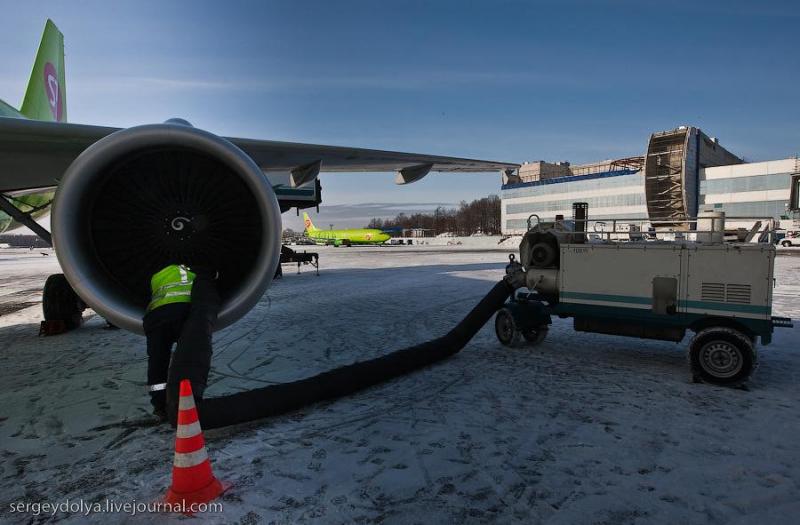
left=65, top=69, right=584, bottom=95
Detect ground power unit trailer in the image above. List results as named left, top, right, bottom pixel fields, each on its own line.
left=495, top=205, right=793, bottom=386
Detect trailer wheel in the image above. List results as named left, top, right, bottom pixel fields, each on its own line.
left=495, top=308, right=524, bottom=348
left=688, top=327, right=756, bottom=386
left=522, top=326, right=549, bottom=346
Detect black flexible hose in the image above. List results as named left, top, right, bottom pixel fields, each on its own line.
left=199, top=279, right=513, bottom=429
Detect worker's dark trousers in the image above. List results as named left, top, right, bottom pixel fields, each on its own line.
left=142, top=303, right=191, bottom=411
left=166, top=276, right=220, bottom=409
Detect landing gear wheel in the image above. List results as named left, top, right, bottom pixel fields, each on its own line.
left=522, top=326, right=549, bottom=346
left=42, top=274, right=86, bottom=329
left=495, top=308, right=524, bottom=348
left=688, top=327, right=756, bottom=386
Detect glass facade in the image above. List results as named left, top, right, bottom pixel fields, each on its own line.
left=505, top=192, right=644, bottom=215
left=703, top=200, right=790, bottom=218
left=502, top=171, right=647, bottom=233
left=699, top=170, right=794, bottom=220
left=502, top=172, right=644, bottom=199
left=700, top=173, right=792, bottom=194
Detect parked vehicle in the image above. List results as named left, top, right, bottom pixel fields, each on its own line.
left=779, top=230, right=800, bottom=247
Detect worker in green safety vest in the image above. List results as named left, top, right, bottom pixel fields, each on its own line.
left=147, top=264, right=195, bottom=312
left=142, top=263, right=219, bottom=423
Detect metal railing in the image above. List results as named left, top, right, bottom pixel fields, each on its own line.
left=526, top=214, right=541, bottom=231
left=526, top=215, right=779, bottom=244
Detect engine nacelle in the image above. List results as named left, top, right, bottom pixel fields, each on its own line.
left=52, top=123, right=282, bottom=334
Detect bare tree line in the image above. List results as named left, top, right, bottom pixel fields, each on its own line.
left=0, top=234, right=50, bottom=248
left=366, top=195, right=501, bottom=235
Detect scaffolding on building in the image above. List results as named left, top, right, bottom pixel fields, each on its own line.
left=644, top=128, right=692, bottom=227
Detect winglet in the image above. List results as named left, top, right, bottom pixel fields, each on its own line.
left=20, top=19, right=66, bottom=122
left=303, top=212, right=316, bottom=232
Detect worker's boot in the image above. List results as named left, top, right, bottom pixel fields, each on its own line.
left=150, top=390, right=167, bottom=423
left=153, top=406, right=167, bottom=423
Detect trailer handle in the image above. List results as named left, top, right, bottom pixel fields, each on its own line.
left=526, top=214, right=541, bottom=231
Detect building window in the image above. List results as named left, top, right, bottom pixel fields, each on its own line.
left=700, top=173, right=792, bottom=195
left=502, top=173, right=644, bottom=199
left=505, top=191, right=644, bottom=215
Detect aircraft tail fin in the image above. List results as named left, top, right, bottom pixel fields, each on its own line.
left=303, top=212, right=317, bottom=232
left=20, top=19, right=66, bottom=122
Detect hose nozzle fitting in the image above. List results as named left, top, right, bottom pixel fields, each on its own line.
left=504, top=254, right=526, bottom=289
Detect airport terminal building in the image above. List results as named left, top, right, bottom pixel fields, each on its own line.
left=501, top=126, right=799, bottom=234
left=700, top=158, right=798, bottom=228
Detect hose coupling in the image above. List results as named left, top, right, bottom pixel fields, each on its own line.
left=504, top=254, right=526, bottom=290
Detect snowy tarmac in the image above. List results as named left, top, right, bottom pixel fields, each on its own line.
left=0, top=245, right=799, bottom=524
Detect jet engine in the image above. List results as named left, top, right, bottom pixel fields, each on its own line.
left=51, top=122, right=282, bottom=334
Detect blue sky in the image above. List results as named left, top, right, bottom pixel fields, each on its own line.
left=1, top=0, right=798, bottom=229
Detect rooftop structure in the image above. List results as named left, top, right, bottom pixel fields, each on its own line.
left=643, top=126, right=741, bottom=228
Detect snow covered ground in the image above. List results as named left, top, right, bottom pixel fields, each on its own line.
left=0, top=246, right=798, bottom=524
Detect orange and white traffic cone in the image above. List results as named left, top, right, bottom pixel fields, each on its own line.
left=164, top=379, right=226, bottom=513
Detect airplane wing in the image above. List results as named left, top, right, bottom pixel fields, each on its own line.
left=0, top=117, right=518, bottom=193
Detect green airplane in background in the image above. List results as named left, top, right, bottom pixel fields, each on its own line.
left=0, top=20, right=65, bottom=233
left=303, top=212, right=391, bottom=246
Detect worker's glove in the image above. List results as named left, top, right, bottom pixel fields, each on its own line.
left=191, top=265, right=219, bottom=280
left=504, top=254, right=526, bottom=289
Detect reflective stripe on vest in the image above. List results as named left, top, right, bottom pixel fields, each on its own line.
left=147, top=264, right=196, bottom=312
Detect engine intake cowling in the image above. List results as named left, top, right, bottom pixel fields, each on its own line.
left=52, top=123, right=282, bottom=334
